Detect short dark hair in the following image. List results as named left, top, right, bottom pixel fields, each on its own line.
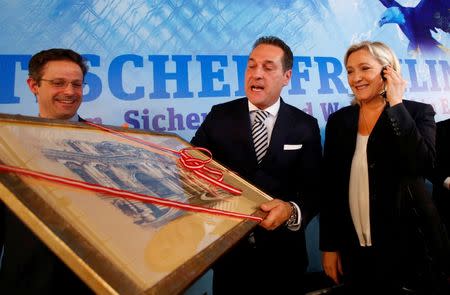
left=28, top=48, right=88, bottom=81
left=252, top=36, right=293, bottom=71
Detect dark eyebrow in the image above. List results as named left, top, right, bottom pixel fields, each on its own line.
left=263, top=60, right=276, bottom=66
left=248, top=58, right=277, bottom=65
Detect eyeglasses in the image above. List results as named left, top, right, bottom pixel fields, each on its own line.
left=39, top=78, right=86, bottom=90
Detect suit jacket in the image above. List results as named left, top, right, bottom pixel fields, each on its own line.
left=191, top=97, right=322, bottom=292
left=431, top=118, right=450, bottom=235
left=0, top=115, right=93, bottom=294
left=320, top=100, right=450, bottom=285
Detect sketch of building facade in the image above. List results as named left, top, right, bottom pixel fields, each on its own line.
left=43, top=139, right=232, bottom=227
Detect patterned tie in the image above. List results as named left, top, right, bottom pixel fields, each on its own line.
left=252, top=110, right=270, bottom=164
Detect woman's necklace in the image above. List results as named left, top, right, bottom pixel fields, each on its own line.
left=359, top=100, right=386, bottom=135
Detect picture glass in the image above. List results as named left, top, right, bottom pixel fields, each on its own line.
left=0, top=115, right=270, bottom=293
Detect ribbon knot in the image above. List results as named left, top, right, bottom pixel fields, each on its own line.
left=179, top=147, right=224, bottom=182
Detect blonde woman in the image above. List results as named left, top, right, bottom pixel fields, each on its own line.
left=320, top=41, right=450, bottom=294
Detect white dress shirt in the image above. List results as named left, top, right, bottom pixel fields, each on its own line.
left=349, top=133, right=372, bottom=246
left=248, top=98, right=302, bottom=230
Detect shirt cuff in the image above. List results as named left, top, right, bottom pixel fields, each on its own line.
left=444, top=177, right=450, bottom=190
left=287, top=201, right=302, bottom=231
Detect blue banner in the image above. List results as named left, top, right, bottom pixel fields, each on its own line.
left=1, top=0, right=449, bottom=141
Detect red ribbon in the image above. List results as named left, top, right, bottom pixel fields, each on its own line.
left=84, top=121, right=242, bottom=195
left=0, top=164, right=262, bottom=222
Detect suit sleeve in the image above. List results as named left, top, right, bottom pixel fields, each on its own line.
left=319, top=113, right=342, bottom=251
left=190, top=106, right=215, bottom=149
left=429, top=120, right=450, bottom=187
left=296, top=118, right=322, bottom=227
left=385, top=102, right=436, bottom=175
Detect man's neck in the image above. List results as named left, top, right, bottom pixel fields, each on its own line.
left=38, top=113, right=79, bottom=121
left=248, top=97, right=281, bottom=112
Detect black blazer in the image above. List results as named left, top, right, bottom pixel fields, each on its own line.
left=0, top=115, right=93, bottom=294
left=320, top=100, right=450, bottom=279
left=191, top=97, right=322, bottom=277
left=431, top=118, right=450, bottom=235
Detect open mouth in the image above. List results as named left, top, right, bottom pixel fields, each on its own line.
left=251, top=85, right=264, bottom=92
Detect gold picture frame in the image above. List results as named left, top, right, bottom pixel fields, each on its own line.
left=0, top=113, right=270, bottom=294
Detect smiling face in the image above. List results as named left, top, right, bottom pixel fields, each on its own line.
left=346, top=48, right=385, bottom=103
left=245, top=44, right=292, bottom=109
left=27, top=60, right=83, bottom=120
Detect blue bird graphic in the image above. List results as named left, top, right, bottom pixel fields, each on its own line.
left=378, top=0, right=449, bottom=55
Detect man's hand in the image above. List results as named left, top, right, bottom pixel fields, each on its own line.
left=444, top=177, right=450, bottom=190
left=259, top=199, right=292, bottom=230
left=322, top=251, right=343, bottom=285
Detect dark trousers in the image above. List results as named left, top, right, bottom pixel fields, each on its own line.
left=0, top=204, right=93, bottom=294
left=213, top=239, right=306, bottom=295
left=340, top=246, right=449, bottom=295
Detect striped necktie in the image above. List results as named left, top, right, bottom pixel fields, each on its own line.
left=252, top=110, right=270, bottom=164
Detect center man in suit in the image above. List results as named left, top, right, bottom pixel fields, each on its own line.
left=191, top=36, right=322, bottom=294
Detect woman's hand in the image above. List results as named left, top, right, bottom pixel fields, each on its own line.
left=322, top=251, right=343, bottom=285
left=382, top=65, right=407, bottom=106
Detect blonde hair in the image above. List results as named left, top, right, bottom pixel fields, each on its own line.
left=344, top=41, right=401, bottom=104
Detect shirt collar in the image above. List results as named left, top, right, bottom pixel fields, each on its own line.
left=248, top=97, right=281, bottom=117
left=68, top=114, right=80, bottom=122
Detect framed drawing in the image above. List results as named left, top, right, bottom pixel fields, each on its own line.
left=0, top=113, right=270, bottom=294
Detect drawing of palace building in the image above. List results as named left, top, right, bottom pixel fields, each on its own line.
left=43, top=139, right=232, bottom=227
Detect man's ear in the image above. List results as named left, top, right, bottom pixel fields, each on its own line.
left=283, top=69, right=292, bottom=86
left=27, top=77, right=39, bottom=95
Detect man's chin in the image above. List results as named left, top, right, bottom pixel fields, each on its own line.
left=246, top=93, right=266, bottom=103
left=56, top=104, right=80, bottom=118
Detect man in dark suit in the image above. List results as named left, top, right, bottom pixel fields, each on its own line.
left=431, top=118, right=450, bottom=236
left=0, top=48, right=92, bottom=294
left=191, top=36, right=322, bottom=294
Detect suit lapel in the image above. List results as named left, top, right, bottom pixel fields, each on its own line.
left=345, top=104, right=390, bottom=155
left=369, top=105, right=390, bottom=143
left=265, top=99, right=290, bottom=162
left=346, top=105, right=359, bottom=155
left=235, top=98, right=258, bottom=164
left=260, top=99, right=301, bottom=167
